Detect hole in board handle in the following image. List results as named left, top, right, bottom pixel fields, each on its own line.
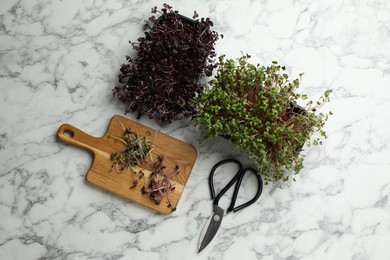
left=63, top=129, right=74, bottom=138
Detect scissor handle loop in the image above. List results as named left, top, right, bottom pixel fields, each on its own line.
left=227, top=167, right=263, bottom=213
left=209, top=159, right=263, bottom=213
left=209, top=159, right=243, bottom=203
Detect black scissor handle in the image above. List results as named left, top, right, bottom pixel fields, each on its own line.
left=209, top=159, right=263, bottom=213
left=227, top=167, right=263, bottom=213
left=209, top=159, right=243, bottom=203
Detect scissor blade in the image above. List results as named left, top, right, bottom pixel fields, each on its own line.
left=198, top=205, right=224, bottom=253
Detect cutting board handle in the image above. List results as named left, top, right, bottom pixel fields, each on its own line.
left=57, top=123, right=99, bottom=154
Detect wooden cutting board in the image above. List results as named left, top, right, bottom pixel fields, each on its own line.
left=57, top=115, right=197, bottom=214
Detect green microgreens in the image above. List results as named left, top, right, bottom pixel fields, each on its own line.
left=195, top=54, right=332, bottom=184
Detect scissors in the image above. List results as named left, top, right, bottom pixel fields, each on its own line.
left=198, top=159, right=263, bottom=253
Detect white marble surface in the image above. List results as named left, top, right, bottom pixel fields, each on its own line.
left=1, top=0, right=390, bottom=259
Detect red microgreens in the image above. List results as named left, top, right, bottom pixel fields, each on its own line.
left=113, top=4, right=222, bottom=122
left=141, top=156, right=179, bottom=211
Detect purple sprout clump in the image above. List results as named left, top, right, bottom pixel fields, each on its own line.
left=113, top=4, right=222, bottom=122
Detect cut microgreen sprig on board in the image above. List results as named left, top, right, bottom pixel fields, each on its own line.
left=141, top=156, right=179, bottom=211
left=108, top=121, right=156, bottom=186
left=108, top=121, right=180, bottom=211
